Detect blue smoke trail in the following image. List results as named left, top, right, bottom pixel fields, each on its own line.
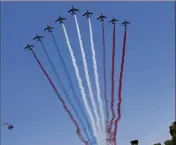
left=50, top=32, right=95, bottom=141
left=39, top=40, right=90, bottom=140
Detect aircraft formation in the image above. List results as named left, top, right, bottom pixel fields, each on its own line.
left=24, top=5, right=130, bottom=145
left=24, top=6, right=130, bottom=48
left=24, top=6, right=130, bottom=50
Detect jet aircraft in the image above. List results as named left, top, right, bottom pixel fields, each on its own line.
left=33, top=34, right=44, bottom=41
left=55, top=16, right=66, bottom=24
left=24, top=44, right=35, bottom=50
left=83, top=10, right=93, bottom=18
left=121, top=20, right=130, bottom=27
left=68, top=6, right=79, bottom=15
left=97, top=14, right=107, bottom=21
left=44, top=25, right=54, bottom=32
left=109, top=17, right=118, bottom=24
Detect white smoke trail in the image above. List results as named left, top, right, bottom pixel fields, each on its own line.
left=88, top=18, right=107, bottom=145
left=74, top=14, right=102, bottom=144
left=62, top=23, right=100, bottom=145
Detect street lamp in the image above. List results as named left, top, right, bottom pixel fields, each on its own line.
left=131, top=140, right=139, bottom=145
left=0, top=123, right=14, bottom=130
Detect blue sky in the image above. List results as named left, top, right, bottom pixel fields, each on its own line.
left=1, top=2, right=175, bottom=145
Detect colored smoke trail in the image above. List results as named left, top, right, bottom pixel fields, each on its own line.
left=30, top=49, right=88, bottom=145
left=62, top=23, right=100, bottom=145
left=109, top=24, right=116, bottom=139
left=113, top=27, right=127, bottom=145
left=39, top=39, right=89, bottom=140
left=74, top=15, right=102, bottom=145
left=50, top=32, right=93, bottom=140
left=88, top=18, right=106, bottom=145
left=101, top=20, right=109, bottom=134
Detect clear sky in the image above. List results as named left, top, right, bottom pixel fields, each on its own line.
left=1, top=2, right=175, bottom=145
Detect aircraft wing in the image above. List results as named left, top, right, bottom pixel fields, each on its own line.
left=83, top=13, right=87, bottom=16
left=108, top=20, right=113, bottom=23
left=97, top=16, right=103, bottom=20
left=89, top=12, right=93, bottom=15
left=121, top=21, right=130, bottom=25
left=36, top=36, right=44, bottom=39
left=68, top=9, right=72, bottom=13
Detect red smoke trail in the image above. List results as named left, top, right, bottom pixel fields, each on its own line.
left=109, top=24, right=116, bottom=140
left=113, top=27, right=127, bottom=145
left=30, top=49, right=88, bottom=145
left=102, top=21, right=109, bottom=133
